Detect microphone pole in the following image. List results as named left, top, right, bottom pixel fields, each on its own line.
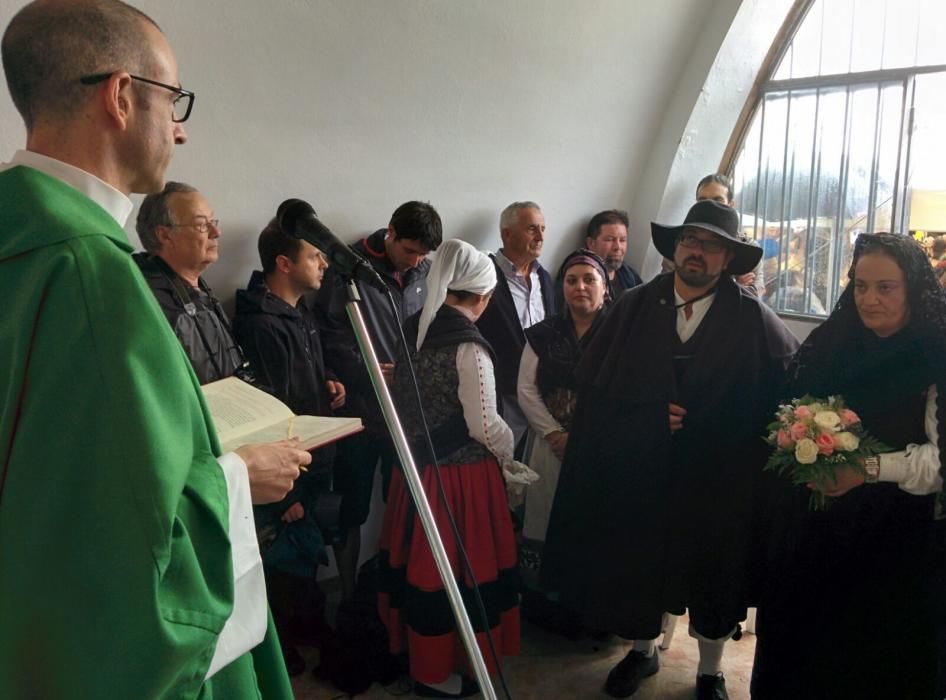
left=341, top=282, right=499, bottom=700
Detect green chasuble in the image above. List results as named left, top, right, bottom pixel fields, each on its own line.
left=0, top=166, right=292, bottom=699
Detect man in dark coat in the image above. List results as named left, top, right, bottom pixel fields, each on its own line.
left=553, top=209, right=643, bottom=307
left=309, top=200, right=442, bottom=601
left=476, top=201, right=556, bottom=453
left=541, top=200, right=798, bottom=700
left=134, top=182, right=248, bottom=385
left=233, top=218, right=345, bottom=675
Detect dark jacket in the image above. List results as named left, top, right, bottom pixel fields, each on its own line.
left=133, top=252, right=245, bottom=385
left=309, top=229, right=430, bottom=432
left=233, top=270, right=336, bottom=418
left=475, top=255, right=555, bottom=397
left=541, top=273, right=798, bottom=639
left=613, top=262, right=644, bottom=292
left=232, top=270, right=336, bottom=564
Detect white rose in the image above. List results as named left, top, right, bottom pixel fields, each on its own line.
left=813, top=410, right=841, bottom=433
left=795, top=438, right=819, bottom=464
left=834, top=431, right=860, bottom=452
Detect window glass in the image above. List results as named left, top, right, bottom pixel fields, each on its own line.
left=731, top=0, right=945, bottom=318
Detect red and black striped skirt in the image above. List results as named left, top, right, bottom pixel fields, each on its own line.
left=377, top=456, right=520, bottom=684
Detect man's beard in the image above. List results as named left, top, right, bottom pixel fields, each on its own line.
left=676, top=257, right=720, bottom=288
left=605, top=256, right=623, bottom=272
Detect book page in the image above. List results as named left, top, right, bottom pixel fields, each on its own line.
left=217, top=415, right=363, bottom=454
left=201, top=377, right=294, bottom=446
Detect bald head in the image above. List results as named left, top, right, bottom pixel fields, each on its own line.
left=2, top=0, right=160, bottom=130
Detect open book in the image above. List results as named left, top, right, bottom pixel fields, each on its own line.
left=201, top=376, right=363, bottom=453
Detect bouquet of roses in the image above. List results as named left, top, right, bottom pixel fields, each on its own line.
left=764, top=395, right=890, bottom=510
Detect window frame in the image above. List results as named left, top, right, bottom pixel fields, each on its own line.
left=718, top=0, right=946, bottom=319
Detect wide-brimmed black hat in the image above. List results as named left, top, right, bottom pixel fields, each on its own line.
left=651, top=200, right=762, bottom=276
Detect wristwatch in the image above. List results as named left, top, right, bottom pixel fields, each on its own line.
left=863, top=455, right=880, bottom=483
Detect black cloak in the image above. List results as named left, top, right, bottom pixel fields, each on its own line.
left=751, top=233, right=946, bottom=700
left=540, top=272, right=798, bottom=639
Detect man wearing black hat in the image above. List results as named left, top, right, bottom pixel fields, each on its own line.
left=541, top=201, right=798, bottom=699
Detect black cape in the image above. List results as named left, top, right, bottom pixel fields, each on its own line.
left=752, top=277, right=946, bottom=699
left=540, top=273, right=798, bottom=639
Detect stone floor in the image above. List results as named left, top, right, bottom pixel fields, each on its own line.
left=290, top=612, right=756, bottom=699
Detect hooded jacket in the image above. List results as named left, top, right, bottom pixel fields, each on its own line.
left=233, top=270, right=336, bottom=418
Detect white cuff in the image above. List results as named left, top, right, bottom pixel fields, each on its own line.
left=878, top=451, right=910, bottom=484
left=205, top=452, right=267, bottom=680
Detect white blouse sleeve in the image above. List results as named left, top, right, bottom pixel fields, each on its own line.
left=456, top=341, right=515, bottom=465
left=878, top=385, right=944, bottom=496
left=517, top=341, right=564, bottom=437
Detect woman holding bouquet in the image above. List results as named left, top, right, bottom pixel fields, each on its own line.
left=752, top=233, right=946, bottom=699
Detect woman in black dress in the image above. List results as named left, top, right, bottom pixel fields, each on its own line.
left=751, top=233, right=946, bottom=699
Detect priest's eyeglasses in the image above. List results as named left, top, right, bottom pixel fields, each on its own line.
left=677, top=233, right=728, bottom=254
left=79, top=73, right=195, bottom=123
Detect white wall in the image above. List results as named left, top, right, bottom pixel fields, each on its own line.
left=2, top=0, right=746, bottom=304
left=2, top=0, right=823, bottom=569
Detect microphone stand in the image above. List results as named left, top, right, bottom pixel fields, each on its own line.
left=343, top=280, right=499, bottom=700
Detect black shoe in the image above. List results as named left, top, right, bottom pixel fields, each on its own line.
left=281, top=644, right=305, bottom=677
left=604, top=648, right=659, bottom=698
left=695, top=672, right=728, bottom=700
left=414, top=676, right=479, bottom=698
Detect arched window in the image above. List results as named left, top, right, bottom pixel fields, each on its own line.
left=726, top=0, right=946, bottom=317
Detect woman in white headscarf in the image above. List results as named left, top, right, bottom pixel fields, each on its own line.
left=377, top=239, right=521, bottom=698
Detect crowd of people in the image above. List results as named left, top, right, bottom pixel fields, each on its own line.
left=2, top=2, right=946, bottom=700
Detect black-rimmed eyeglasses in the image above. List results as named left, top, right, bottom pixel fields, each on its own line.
left=677, top=233, right=729, bottom=254
left=170, top=219, right=220, bottom=234
left=79, top=73, right=195, bottom=123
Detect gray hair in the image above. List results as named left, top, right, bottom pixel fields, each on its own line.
left=136, top=181, right=197, bottom=254
left=499, top=201, right=542, bottom=230
left=2, top=0, right=160, bottom=130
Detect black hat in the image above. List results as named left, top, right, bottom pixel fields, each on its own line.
left=651, top=200, right=762, bottom=276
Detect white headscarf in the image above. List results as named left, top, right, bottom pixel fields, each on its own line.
left=416, top=239, right=496, bottom=351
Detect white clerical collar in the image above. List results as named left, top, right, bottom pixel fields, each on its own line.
left=4, top=150, right=133, bottom=227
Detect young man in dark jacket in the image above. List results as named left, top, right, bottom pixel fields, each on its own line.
left=309, top=200, right=442, bottom=601
left=233, top=219, right=346, bottom=675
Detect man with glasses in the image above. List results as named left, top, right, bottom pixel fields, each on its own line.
left=0, top=2, right=307, bottom=698
left=134, top=181, right=250, bottom=385
left=542, top=201, right=797, bottom=700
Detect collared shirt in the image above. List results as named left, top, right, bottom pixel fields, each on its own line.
left=1, top=149, right=134, bottom=226
left=674, top=288, right=715, bottom=344
left=495, top=248, right=546, bottom=329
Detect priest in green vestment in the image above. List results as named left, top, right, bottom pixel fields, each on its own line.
left=0, top=2, right=309, bottom=697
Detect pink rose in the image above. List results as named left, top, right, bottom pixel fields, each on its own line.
left=816, top=432, right=834, bottom=456
left=777, top=429, right=794, bottom=449
left=839, top=409, right=859, bottom=427
left=794, top=405, right=813, bottom=420
left=790, top=422, right=808, bottom=441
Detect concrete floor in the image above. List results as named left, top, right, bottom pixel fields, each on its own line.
left=289, top=612, right=756, bottom=699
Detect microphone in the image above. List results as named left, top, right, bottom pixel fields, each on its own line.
left=277, top=199, right=387, bottom=292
